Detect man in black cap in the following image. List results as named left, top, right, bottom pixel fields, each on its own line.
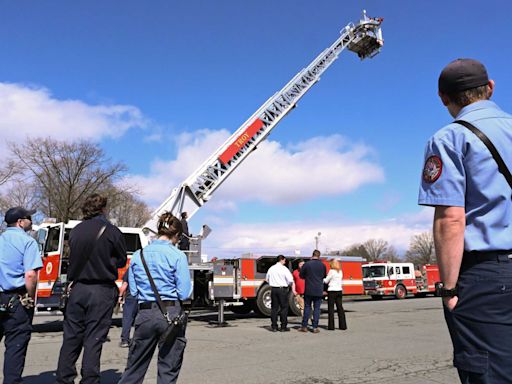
left=419, top=58, right=512, bottom=383
left=0, top=207, right=42, bottom=384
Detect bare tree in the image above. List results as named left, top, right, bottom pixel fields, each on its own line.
left=363, top=239, right=389, bottom=262
left=405, top=231, right=436, bottom=265
left=0, top=161, right=22, bottom=186
left=383, top=245, right=402, bottom=262
left=339, top=243, right=369, bottom=259
left=106, top=187, right=151, bottom=227
left=0, top=180, right=39, bottom=212
left=10, top=138, right=126, bottom=222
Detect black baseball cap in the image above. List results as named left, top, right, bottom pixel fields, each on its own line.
left=4, top=207, right=36, bottom=224
left=438, top=58, right=489, bottom=94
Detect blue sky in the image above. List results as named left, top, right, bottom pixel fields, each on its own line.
left=1, top=1, right=511, bottom=257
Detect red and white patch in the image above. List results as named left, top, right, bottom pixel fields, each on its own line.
left=423, top=155, right=442, bottom=183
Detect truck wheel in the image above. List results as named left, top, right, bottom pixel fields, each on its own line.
left=230, top=302, right=253, bottom=315
left=288, top=293, right=302, bottom=317
left=395, top=284, right=407, bottom=299
left=254, top=284, right=272, bottom=317
left=371, top=295, right=383, bottom=300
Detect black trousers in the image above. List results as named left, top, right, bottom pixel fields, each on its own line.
left=56, top=282, right=117, bottom=384
left=118, top=304, right=187, bottom=384
left=444, top=254, right=512, bottom=384
left=327, top=291, right=347, bottom=330
left=270, top=287, right=289, bottom=329
left=121, top=296, right=138, bottom=342
left=0, top=292, right=34, bottom=384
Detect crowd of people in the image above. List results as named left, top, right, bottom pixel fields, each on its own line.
left=0, top=195, right=191, bottom=384
left=0, top=57, right=511, bottom=384
left=266, top=250, right=347, bottom=333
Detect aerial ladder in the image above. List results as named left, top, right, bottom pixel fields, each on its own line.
left=143, top=11, right=384, bottom=264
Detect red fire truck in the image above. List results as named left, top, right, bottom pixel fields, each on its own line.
left=34, top=12, right=383, bottom=317
left=212, top=255, right=365, bottom=317
left=362, top=262, right=440, bottom=300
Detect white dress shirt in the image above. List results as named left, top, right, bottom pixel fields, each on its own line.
left=324, top=269, right=343, bottom=291
left=266, top=263, right=294, bottom=287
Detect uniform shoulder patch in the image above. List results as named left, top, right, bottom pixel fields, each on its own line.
left=423, top=155, right=442, bottom=183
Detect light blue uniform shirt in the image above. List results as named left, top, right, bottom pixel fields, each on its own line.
left=0, top=227, right=43, bottom=291
left=129, top=239, right=192, bottom=302
left=419, top=100, right=512, bottom=252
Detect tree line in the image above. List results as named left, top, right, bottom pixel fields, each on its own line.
left=328, top=232, right=436, bottom=266
left=0, top=137, right=151, bottom=227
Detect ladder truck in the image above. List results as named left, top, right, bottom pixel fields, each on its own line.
left=35, top=11, right=383, bottom=317
left=143, top=11, right=384, bottom=319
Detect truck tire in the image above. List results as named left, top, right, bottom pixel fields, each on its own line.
left=371, top=295, right=383, bottom=300
left=230, top=302, right=253, bottom=315
left=288, top=293, right=302, bottom=317
left=395, top=284, right=407, bottom=299
left=254, top=284, right=272, bottom=317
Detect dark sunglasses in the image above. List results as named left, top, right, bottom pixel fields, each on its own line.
left=22, top=216, right=32, bottom=222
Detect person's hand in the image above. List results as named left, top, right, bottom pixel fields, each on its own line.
left=292, top=290, right=297, bottom=296
left=118, top=295, right=124, bottom=304
left=443, top=296, right=458, bottom=312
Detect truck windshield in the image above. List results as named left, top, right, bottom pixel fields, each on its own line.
left=363, top=266, right=386, bottom=278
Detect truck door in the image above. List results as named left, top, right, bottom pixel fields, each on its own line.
left=36, top=223, right=65, bottom=310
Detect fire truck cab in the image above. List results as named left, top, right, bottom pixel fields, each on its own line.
left=35, top=221, right=148, bottom=311
left=362, top=262, right=440, bottom=300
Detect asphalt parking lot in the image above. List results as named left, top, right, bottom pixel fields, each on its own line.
left=1, top=296, right=459, bottom=383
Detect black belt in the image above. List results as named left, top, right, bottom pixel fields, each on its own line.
left=463, top=250, right=512, bottom=265
left=272, top=286, right=289, bottom=289
left=1, top=287, right=27, bottom=295
left=139, top=300, right=176, bottom=310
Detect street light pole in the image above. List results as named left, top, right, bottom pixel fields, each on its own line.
left=315, top=232, right=321, bottom=250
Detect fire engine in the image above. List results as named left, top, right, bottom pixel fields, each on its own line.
left=213, top=255, right=365, bottom=317
left=362, top=262, right=440, bottom=300
left=34, top=11, right=383, bottom=317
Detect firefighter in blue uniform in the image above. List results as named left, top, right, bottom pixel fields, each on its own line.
left=56, top=194, right=127, bottom=384
left=0, top=207, right=42, bottom=384
left=419, top=58, right=512, bottom=383
left=118, top=212, right=191, bottom=384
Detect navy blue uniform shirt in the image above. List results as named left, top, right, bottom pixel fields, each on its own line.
left=68, top=215, right=127, bottom=283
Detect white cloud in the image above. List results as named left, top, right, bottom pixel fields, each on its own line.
left=0, top=82, right=148, bottom=147
left=202, top=209, right=433, bottom=259
left=127, top=129, right=385, bottom=207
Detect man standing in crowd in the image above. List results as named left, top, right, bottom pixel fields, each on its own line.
left=56, top=194, right=127, bottom=384
left=0, top=207, right=42, bottom=384
left=292, top=259, right=305, bottom=316
left=419, top=58, right=512, bottom=383
left=299, top=250, right=326, bottom=333
left=265, top=255, right=296, bottom=332
left=178, top=212, right=190, bottom=251
left=118, top=268, right=137, bottom=348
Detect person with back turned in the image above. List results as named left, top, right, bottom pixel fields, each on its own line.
left=118, top=212, right=191, bottom=384
left=265, top=255, right=296, bottom=332
left=0, top=207, right=42, bottom=384
left=56, top=194, right=127, bottom=384
left=419, top=58, right=512, bottom=383
left=298, top=249, right=326, bottom=333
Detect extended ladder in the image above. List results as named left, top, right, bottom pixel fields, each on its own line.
left=144, top=11, right=383, bottom=233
